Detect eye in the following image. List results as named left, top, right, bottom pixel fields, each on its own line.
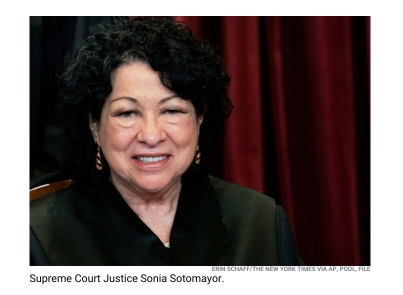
left=118, top=111, right=137, bottom=118
left=163, top=109, right=182, bottom=115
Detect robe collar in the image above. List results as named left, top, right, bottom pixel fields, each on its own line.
left=93, top=177, right=226, bottom=265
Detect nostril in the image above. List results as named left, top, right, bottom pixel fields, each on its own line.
left=137, top=122, right=166, bottom=146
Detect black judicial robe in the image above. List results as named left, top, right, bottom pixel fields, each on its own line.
left=30, top=176, right=303, bottom=266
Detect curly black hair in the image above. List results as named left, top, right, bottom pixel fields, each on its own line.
left=58, top=16, right=233, bottom=194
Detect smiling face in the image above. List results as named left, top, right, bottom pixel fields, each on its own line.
left=90, top=62, right=202, bottom=197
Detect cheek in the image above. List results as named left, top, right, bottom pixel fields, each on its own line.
left=100, top=124, right=134, bottom=151
left=170, top=120, right=199, bottom=146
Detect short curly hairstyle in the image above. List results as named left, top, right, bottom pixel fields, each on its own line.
left=58, top=16, right=233, bottom=194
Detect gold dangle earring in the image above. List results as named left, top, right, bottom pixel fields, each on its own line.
left=95, top=145, right=103, bottom=170
left=194, top=145, right=201, bottom=164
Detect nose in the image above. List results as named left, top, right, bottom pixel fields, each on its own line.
left=136, top=114, right=165, bottom=147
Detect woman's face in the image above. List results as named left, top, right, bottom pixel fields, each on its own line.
left=90, top=62, right=202, bottom=196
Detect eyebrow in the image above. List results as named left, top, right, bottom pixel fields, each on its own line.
left=109, top=97, right=137, bottom=105
left=110, top=94, right=180, bottom=105
left=159, top=94, right=181, bottom=104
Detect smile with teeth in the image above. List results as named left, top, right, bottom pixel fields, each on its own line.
left=136, top=156, right=167, bottom=163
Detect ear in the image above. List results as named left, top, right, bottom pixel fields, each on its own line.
left=89, top=114, right=100, bottom=144
left=197, top=115, right=204, bottom=130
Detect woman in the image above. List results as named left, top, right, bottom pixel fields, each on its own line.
left=30, top=17, right=303, bottom=266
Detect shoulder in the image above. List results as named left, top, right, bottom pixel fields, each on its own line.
left=30, top=183, right=89, bottom=247
left=207, top=175, right=278, bottom=235
left=30, top=185, right=78, bottom=266
left=30, top=183, right=98, bottom=265
left=30, top=183, right=80, bottom=220
left=207, top=176, right=303, bottom=266
left=207, top=175, right=277, bottom=214
left=207, top=176, right=279, bottom=264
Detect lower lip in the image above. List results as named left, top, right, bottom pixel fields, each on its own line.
left=131, top=156, right=171, bottom=170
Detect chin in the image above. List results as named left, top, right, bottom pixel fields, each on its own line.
left=133, top=176, right=179, bottom=195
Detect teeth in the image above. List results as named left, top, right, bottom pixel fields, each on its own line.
left=137, top=156, right=167, bottom=163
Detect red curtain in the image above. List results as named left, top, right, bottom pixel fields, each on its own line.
left=178, top=16, right=370, bottom=266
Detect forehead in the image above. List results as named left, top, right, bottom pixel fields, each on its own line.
left=107, top=63, right=193, bottom=109
left=110, top=62, right=170, bottom=95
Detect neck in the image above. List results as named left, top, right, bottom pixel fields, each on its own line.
left=109, top=176, right=181, bottom=221
left=109, top=176, right=180, bottom=244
